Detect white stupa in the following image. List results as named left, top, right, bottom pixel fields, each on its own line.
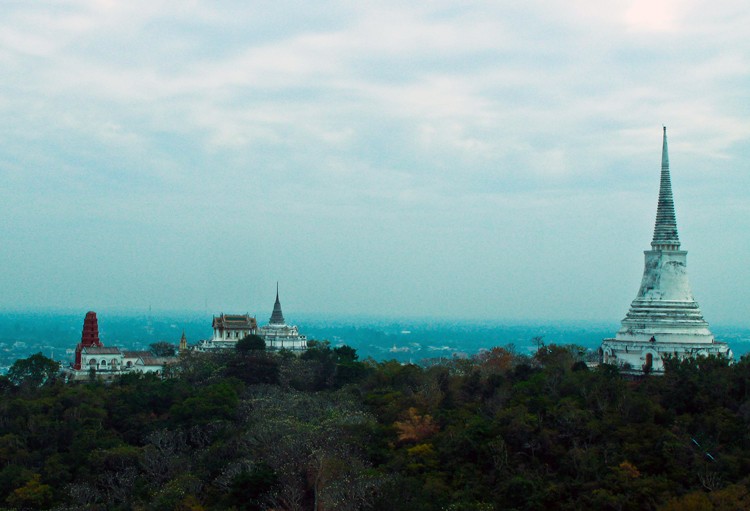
left=601, top=128, right=732, bottom=373
left=257, top=284, right=308, bottom=351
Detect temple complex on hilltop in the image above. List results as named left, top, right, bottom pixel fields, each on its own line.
left=600, top=128, right=732, bottom=373
left=64, top=311, right=178, bottom=380
left=198, top=285, right=308, bottom=352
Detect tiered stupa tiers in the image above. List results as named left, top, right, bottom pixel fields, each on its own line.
left=269, top=284, right=286, bottom=326
left=651, top=129, right=680, bottom=250
left=601, top=128, right=732, bottom=372
left=81, top=311, right=101, bottom=348
left=74, top=311, right=103, bottom=370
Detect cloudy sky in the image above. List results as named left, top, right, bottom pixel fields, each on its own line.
left=1, top=0, right=748, bottom=324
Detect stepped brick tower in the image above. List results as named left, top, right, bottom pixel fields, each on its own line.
left=74, top=311, right=103, bottom=370
left=601, top=128, right=732, bottom=373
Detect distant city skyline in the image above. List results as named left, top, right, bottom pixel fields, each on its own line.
left=1, top=0, right=749, bottom=325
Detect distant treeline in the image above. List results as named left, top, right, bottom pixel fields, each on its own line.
left=0, top=339, right=749, bottom=510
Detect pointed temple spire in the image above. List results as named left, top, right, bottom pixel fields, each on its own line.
left=600, top=127, right=732, bottom=374
left=651, top=126, right=681, bottom=250
left=269, top=282, right=286, bottom=325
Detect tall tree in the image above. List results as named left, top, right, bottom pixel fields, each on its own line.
left=237, top=334, right=266, bottom=352
left=7, top=353, right=60, bottom=387
left=149, top=341, right=177, bottom=357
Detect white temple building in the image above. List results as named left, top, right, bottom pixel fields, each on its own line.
left=197, top=314, right=258, bottom=351
left=213, top=314, right=258, bottom=341
left=196, top=287, right=308, bottom=352
left=257, top=286, right=308, bottom=351
left=63, top=311, right=178, bottom=381
left=600, top=128, right=732, bottom=373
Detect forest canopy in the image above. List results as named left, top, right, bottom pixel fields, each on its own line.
left=0, top=343, right=748, bottom=511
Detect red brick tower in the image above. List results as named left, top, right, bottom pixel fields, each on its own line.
left=74, top=311, right=102, bottom=370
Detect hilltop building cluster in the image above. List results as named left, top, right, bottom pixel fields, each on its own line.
left=54, top=129, right=731, bottom=378
left=599, top=128, right=732, bottom=373
left=63, top=311, right=179, bottom=381
left=197, top=286, right=308, bottom=351
left=62, top=287, right=308, bottom=380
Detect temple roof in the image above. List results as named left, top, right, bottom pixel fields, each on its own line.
left=138, top=357, right=178, bottom=366
left=82, top=346, right=121, bottom=355
left=269, top=284, right=286, bottom=325
left=122, top=350, right=154, bottom=359
left=212, top=314, right=257, bottom=330
left=651, top=127, right=681, bottom=249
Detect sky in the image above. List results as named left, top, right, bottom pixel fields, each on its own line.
left=1, top=0, right=749, bottom=325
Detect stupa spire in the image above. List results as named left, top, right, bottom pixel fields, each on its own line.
left=651, top=126, right=681, bottom=250
left=269, top=282, right=286, bottom=325
left=599, top=127, right=731, bottom=375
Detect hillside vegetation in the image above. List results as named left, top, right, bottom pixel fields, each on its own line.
left=0, top=341, right=749, bottom=510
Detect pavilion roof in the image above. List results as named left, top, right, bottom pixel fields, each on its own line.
left=138, top=357, right=178, bottom=366
left=213, top=314, right=257, bottom=329
left=122, top=350, right=154, bottom=359
left=82, top=346, right=121, bottom=355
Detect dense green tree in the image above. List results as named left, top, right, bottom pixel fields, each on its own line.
left=170, top=378, right=243, bottom=425
left=236, top=334, right=266, bottom=352
left=150, top=341, right=177, bottom=357
left=0, top=375, right=14, bottom=394
left=301, top=339, right=334, bottom=363
left=225, top=464, right=280, bottom=511
left=224, top=355, right=280, bottom=385
left=334, top=345, right=358, bottom=362
left=7, top=352, right=60, bottom=387
left=5, top=474, right=53, bottom=510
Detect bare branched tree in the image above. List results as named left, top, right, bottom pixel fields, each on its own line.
left=97, top=467, right=137, bottom=504
left=235, top=385, right=386, bottom=511
left=65, top=482, right=99, bottom=506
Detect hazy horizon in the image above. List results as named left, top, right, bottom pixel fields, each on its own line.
left=2, top=309, right=750, bottom=370
left=3, top=306, right=750, bottom=332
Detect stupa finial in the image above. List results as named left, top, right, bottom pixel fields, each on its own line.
left=269, top=283, right=285, bottom=325
left=651, top=126, right=680, bottom=250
